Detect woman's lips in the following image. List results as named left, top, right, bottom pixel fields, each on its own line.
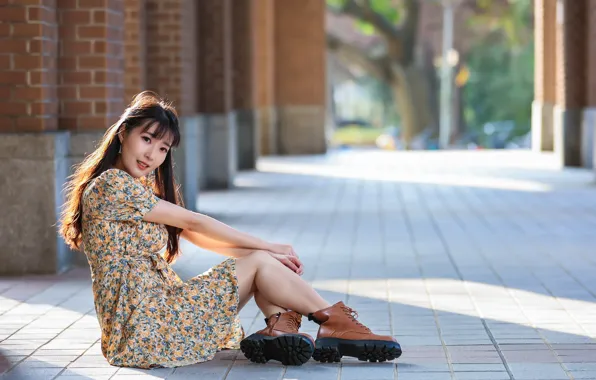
left=137, top=160, right=148, bottom=170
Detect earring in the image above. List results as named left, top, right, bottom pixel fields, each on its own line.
left=118, top=145, right=122, bottom=154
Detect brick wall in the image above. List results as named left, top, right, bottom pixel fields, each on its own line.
left=145, top=0, right=197, bottom=116
left=197, top=0, right=232, bottom=114
left=0, top=0, right=58, bottom=132
left=555, top=0, right=587, bottom=109
left=232, top=0, right=253, bottom=110
left=586, top=0, right=596, bottom=107
left=535, top=0, right=557, bottom=104
left=274, top=0, right=325, bottom=106
left=57, top=0, right=125, bottom=131
left=252, top=0, right=275, bottom=109
left=124, top=0, right=146, bottom=103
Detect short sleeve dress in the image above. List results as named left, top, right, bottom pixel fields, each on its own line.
left=81, top=168, right=244, bottom=368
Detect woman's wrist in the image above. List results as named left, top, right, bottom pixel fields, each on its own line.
left=259, top=240, right=274, bottom=252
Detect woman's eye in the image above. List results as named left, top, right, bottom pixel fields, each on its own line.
left=161, top=148, right=168, bottom=153
left=142, top=136, right=150, bottom=143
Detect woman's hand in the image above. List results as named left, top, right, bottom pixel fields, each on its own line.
left=267, top=243, right=304, bottom=275
left=268, top=253, right=304, bottom=275
left=268, top=243, right=297, bottom=257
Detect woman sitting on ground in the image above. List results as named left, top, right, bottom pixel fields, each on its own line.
left=59, top=91, right=401, bottom=369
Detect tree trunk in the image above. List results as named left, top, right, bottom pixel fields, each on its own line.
left=390, top=63, right=437, bottom=148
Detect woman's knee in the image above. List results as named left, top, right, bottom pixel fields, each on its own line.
left=237, top=250, right=270, bottom=268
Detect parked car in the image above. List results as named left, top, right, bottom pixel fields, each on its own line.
left=331, top=119, right=381, bottom=147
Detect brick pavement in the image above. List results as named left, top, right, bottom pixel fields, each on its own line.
left=1, top=150, right=596, bottom=380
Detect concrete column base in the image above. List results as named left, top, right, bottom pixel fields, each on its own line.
left=581, top=108, right=596, bottom=169
left=202, top=113, right=237, bottom=189
left=173, top=116, right=202, bottom=211
left=0, top=132, right=72, bottom=275
left=531, top=100, right=554, bottom=152
left=258, top=106, right=278, bottom=156
left=553, top=105, right=583, bottom=167
left=277, top=106, right=327, bottom=155
left=236, top=109, right=260, bottom=170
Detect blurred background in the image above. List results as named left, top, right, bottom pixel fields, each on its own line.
left=327, top=0, right=534, bottom=152
left=4, top=3, right=596, bottom=379
left=1, top=0, right=595, bottom=276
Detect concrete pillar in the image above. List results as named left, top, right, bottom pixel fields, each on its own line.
left=253, top=0, right=277, bottom=156
left=197, top=0, right=236, bottom=189
left=553, top=0, right=587, bottom=167
left=0, top=133, right=72, bottom=275
left=582, top=1, right=596, bottom=169
left=145, top=0, right=200, bottom=209
left=274, top=0, right=327, bottom=155
left=233, top=0, right=259, bottom=170
left=57, top=0, right=126, bottom=267
left=58, top=0, right=126, bottom=265
left=0, top=0, right=70, bottom=274
left=532, top=0, right=556, bottom=152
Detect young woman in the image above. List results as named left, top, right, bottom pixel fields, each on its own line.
left=59, top=91, right=401, bottom=369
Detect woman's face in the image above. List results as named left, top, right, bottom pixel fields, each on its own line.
left=116, top=122, right=174, bottom=178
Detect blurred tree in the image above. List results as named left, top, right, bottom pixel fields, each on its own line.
left=327, top=0, right=433, bottom=148
left=463, top=0, right=534, bottom=143
left=327, top=0, right=533, bottom=148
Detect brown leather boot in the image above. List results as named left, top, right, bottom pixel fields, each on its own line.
left=308, top=301, right=402, bottom=362
left=240, top=311, right=314, bottom=365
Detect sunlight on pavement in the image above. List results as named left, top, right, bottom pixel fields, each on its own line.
left=259, top=160, right=553, bottom=192
left=312, top=278, right=596, bottom=338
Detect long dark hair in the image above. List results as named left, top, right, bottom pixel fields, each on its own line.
left=59, top=91, right=184, bottom=263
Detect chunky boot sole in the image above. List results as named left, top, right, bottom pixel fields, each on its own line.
left=312, top=338, right=402, bottom=363
left=240, top=333, right=314, bottom=366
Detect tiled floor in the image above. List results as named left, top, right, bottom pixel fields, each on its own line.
left=2, top=149, right=596, bottom=380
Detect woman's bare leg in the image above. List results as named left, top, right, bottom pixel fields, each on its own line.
left=238, top=290, right=287, bottom=317
left=235, top=250, right=330, bottom=316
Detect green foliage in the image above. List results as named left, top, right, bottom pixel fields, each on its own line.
left=469, top=0, right=533, bottom=47
left=369, top=0, right=401, bottom=24
left=461, top=0, right=534, bottom=143
left=463, top=33, right=534, bottom=139
left=326, top=0, right=401, bottom=36
left=327, top=0, right=348, bottom=9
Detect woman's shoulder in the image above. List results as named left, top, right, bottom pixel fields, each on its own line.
left=83, top=169, right=133, bottom=198
left=95, top=168, right=144, bottom=188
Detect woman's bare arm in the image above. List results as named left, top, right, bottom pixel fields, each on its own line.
left=144, top=199, right=273, bottom=251
left=145, top=200, right=304, bottom=274
left=180, top=229, right=257, bottom=258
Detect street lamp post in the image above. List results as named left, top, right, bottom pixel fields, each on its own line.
left=439, top=0, right=460, bottom=150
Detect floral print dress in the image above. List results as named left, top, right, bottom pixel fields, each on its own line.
left=81, top=169, right=244, bottom=368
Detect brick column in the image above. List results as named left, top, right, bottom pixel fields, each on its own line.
left=253, top=0, right=277, bottom=156
left=232, top=0, right=259, bottom=170
left=145, top=0, right=200, bottom=208
left=274, top=0, right=326, bottom=155
left=532, top=0, right=556, bottom=152
left=57, top=0, right=124, bottom=131
left=581, top=1, right=596, bottom=169
left=57, top=0, right=126, bottom=268
left=0, top=0, right=71, bottom=274
left=553, top=0, right=587, bottom=167
left=123, top=0, right=146, bottom=103
left=197, top=0, right=236, bottom=189
left=0, top=0, right=58, bottom=132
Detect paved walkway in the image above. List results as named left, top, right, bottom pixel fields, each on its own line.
left=2, top=149, right=596, bottom=380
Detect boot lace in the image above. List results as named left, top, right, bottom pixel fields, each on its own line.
left=341, top=305, right=371, bottom=332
